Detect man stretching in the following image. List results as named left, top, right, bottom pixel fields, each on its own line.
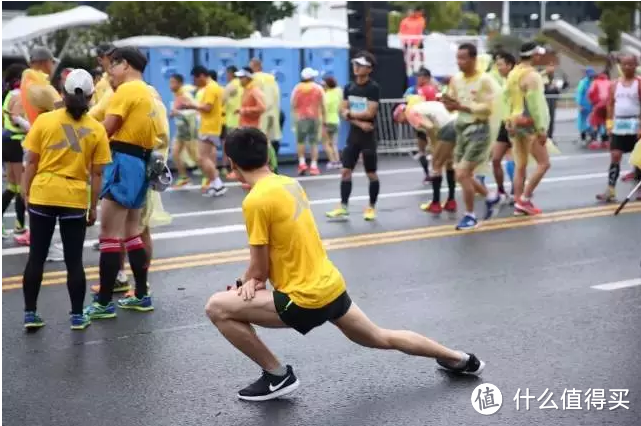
left=205, top=127, right=485, bottom=401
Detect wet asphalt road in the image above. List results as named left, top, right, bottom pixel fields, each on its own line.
left=2, top=133, right=641, bottom=426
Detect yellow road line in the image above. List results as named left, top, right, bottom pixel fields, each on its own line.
left=1, top=203, right=630, bottom=285
left=3, top=203, right=639, bottom=291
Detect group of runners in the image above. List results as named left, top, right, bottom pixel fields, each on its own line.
left=3, top=38, right=640, bottom=403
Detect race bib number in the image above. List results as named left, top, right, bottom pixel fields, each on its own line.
left=613, top=117, right=639, bottom=135
left=348, top=96, right=368, bottom=114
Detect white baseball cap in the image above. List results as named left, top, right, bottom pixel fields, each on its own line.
left=234, top=68, right=253, bottom=78
left=351, top=56, right=373, bottom=67
left=301, top=67, right=319, bottom=80
left=64, top=69, right=95, bottom=96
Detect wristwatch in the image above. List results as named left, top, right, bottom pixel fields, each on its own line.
left=236, top=279, right=243, bottom=288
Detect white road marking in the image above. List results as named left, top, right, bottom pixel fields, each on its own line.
left=0, top=171, right=616, bottom=257
left=591, top=278, right=641, bottom=291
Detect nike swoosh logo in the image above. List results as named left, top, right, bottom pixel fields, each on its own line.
left=268, top=375, right=290, bottom=392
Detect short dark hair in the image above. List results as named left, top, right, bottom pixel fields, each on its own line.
left=458, top=43, right=477, bottom=58
left=170, top=73, right=184, bottom=83
left=96, top=43, right=114, bottom=58
left=355, top=50, right=377, bottom=67
left=191, top=65, right=209, bottom=77
left=520, top=42, right=538, bottom=59
left=225, top=127, right=269, bottom=171
left=110, top=47, right=147, bottom=73
left=323, top=75, right=337, bottom=88
left=495, top=52, right=516, bottom=68
left=209, top=70, right=218, bottom=81
left=417, top=67, right=431, bottom=78
left=226, top=65, right=238, bottom=74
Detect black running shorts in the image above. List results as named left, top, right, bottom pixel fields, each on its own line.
left=2, top=132, right=24, bottom=163
left=497, top=122, right=511, bottom=146
left=273, top=290, right=352, bottom=335
left=416, top=130, right=427, bottom=142
left=610, top=134, right=637, bottom=154
left=342, top=138, right=378, bottom=173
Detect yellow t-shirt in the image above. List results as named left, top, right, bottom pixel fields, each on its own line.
left=89, top=89, right=112, bottom=122
left=198, top=79, right=224, bottom=135
left=92, top=73, right=113, bottom=106
left=24, top=109, right=112, bottom=209
left=448, top=71, right=496, bottom=124
left=242, top=174, right=346, bottom=309
left=106, top=80, right=156, bottom=149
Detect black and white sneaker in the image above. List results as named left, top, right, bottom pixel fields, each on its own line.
left=437, top=352, right=485, bottom=376
left=237, top=365, right=300, bottom=401
left=204, top=186, right=228, bottom=197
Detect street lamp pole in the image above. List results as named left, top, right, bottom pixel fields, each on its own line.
left=501, top=0, right=510, bottom=35
left=541, top=1, right=547, bottom=29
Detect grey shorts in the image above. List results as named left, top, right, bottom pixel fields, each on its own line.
left=199, top=134, right=222, bottom=147
left=454, top=122, right=491, bottom=164
left=325, top=123, right=339, bottom=137
left=437, top=121, right=457, bottom=144
left=296, top=119, right=320, bottom=145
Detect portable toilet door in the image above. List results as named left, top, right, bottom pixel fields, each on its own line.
left=246, top=41, right=302, bottom=155
left=213, top=48, right=250, bottom=86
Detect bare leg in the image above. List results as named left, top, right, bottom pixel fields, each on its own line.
left=523, top=139, right=551, bottom=198
left=333, top=304, right=464, bottom=363
left=205, top=289, right=286, bottom=371
left=456, top=164, right=479, bottom=213
left=172, top=141, right=187, bottom=178
left=491, top=143, right=510, bottom=194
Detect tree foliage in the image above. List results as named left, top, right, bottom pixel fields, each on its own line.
left=460, top=12, right=481, bottom=35
left=596, top=1, right=637, bottom=52
left=391, top=1, right=464, bottom=33
left=228, top=1, right=296, bottom=35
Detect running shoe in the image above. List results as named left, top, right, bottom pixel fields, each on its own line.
left=24, top=311, right=45, bottom=329
left=596, top=187, right=616, bottom=203
left=326, top=205, right=349, bottom=220
left=226, top=171, right=238, bottom=181
left=422, top=175, right=432, bottom=185
left=173, top=176, right=191, bottom=188
left=455, top=214, right=478, bottom=230
left=514, top=199, right=542, bottom=216
left=14, top=229, right=30, bottom=246
left=90, top=271, right=130, bottom=294
left=70, top=313, right=91, bottom=330
left=92, top=241, right=100, bottom=251
left=363, top=207, right=376, bottom=221
left=297, top=164, right=308, bottom=176
left=117, top=295, right=154, bottom=312
left=241, top=183, right=251, bottom=191
left=204, top=186, right=228, bottom=197
left=2, top=225, right=9, bottom=239
left=420, top=201, right=442, bottom=214
left=123, top=282, right=151, bottom=298
left=200, top=177, right=211, bottom=194
left=237, top=365, right=300, bottom=401
left=14, top=224, right=27, bottom=235
left=436, top=352, right=485, bottom=376
left=46, top=242, right=65, bottom=262
left=442, top=199, right=457, bottom=213
left=484, top=193, right=506, bottom=220
left=309, top=166, right=320, bottom=176
left=621, top=171, right=636, bottom=182
left=83, top=302, right=117, bottom=320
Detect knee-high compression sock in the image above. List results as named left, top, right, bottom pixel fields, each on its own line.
left=506, top=160, right=515, bottom=186
left=431, top=176, right=442, bottom=203
left=369, top=180, right=380, bottom=207
left=340, top=180, right=352, bottom=206
left=98, top=238, right=122, bottom=306
left=446, top=169, right=456, bottom=201
left=608, top=163, right=620, bottom=188
left=125, top=235, right=149, bottom=299
left=2, top=189, right=16, bottom=215
left=634, top=167, right=641, bottom=182
left=418, top=155, right=429, bottom=177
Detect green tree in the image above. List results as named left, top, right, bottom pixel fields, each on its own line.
left=227, top=1, right=296, bottom=35
left=461, top=11, right=481, bottom=35
left=388, top=11, right=403, bottom=34
left=596, top=1, right=637, bottom=52
left=391, top=1, right=463, bottom=33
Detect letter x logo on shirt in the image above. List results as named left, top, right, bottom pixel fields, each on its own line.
left=48, top=124, right=91, bottom=153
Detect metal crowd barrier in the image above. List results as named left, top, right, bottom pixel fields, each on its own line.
left=376, top=94, right=579, bottom=156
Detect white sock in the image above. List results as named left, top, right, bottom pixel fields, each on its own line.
left=299, top=157, right=306, bottom=166
left=466, top=212, right=476, bottom=218
left=213, top=177, right=223, bottom=189
left=268, top=364, right=288, bottom=377
left=311, top=160, right=318, bottom=168
left=117, top=270, right=128, bottom=283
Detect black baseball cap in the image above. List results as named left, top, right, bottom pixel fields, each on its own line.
left=109, top=46, right=147, bottom=73
left=96, top=43, right=115, bottom=58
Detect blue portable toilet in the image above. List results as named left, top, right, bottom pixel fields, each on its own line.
left=237, top=38, right=304, bottom=156
left=302, top=41, right=350, bottom=151
left=182, top=37, right=250, bottom=85
left=113, top=36, right=191, bottom=141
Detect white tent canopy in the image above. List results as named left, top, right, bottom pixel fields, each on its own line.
left=2, top=5, right=108, bottom=45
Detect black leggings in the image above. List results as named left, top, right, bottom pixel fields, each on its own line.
left=23, top=204, right=87, bottom=315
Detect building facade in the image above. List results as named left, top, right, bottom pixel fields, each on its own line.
left=464, top=1, right=601, bottom=28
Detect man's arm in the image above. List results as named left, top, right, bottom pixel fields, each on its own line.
left=242, top=245, right=270, bottom=283
left=523, top=71, right=550, bottom=138
left=348, top=83, right=380, bottom=121
left=606, top=81, right=616, bottom=122
left=457, top=75, right=495, bottom=118
left=21, top=151, right=39, bottom=204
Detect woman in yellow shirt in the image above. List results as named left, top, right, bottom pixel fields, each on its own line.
left=21, top=69, right=112, bottom=331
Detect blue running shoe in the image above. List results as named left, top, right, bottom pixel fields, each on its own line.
left=83, top=302, right=117, bottom=320
left=117, top=295, right=154, bottom=312
left=456, top=214, right=479, bottom=230
left=484, top=193, right=506, bottom=220
left=70, top=313, right=91, bottom=330
left=24, top=311, right=45, bottom=329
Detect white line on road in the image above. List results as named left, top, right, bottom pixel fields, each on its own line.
left=0, top=171, right=612, bottom=257
left=591, top=278, right=641, bottom=291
